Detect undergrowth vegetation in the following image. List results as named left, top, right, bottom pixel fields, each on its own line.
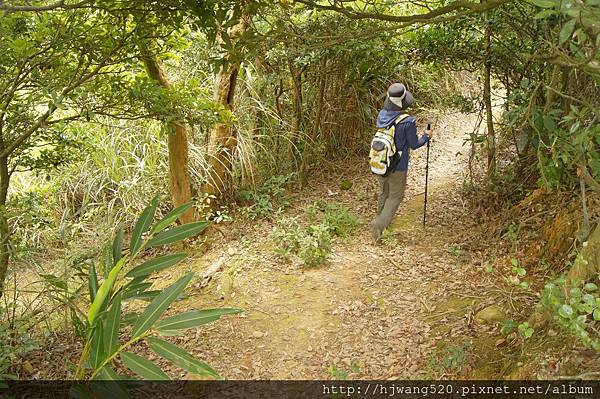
left=271, top=201, right=361, bottom=266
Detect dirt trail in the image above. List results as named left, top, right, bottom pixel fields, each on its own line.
left=157, top=112, right=495, bottom=379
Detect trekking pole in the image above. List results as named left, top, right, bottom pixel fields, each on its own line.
left=423, top=123, right=431, bottom=227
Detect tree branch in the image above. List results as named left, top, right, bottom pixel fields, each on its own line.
left=0, top=0, right=93, bottom=13
left=293, top=0, right=516, bottom=25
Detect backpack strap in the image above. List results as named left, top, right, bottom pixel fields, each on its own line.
left=393, top=113, right=411, bottom=126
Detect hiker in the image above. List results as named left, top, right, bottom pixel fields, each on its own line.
left=369, top=83, right=432, bottom=241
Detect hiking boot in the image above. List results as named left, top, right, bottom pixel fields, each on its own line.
left=370, top=221, right=382, bottom=242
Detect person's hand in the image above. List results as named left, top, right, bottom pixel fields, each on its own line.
left=426, top=130, right=434, bottom=140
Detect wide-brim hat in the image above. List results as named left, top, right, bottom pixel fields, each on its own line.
left=383, top=83, right=415, bottom=111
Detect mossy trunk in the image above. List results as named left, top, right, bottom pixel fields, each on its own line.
left=202, top=16, right=249, bottom=201
left=483, top=25, right=496, bottom=178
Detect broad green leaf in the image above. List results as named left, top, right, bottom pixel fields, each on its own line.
left=89, top=264, right=99, bottom=303
left=534, top=9, right=556, bottom=18
left=543, top=116, right=557, bottom=132
left=146, top=222, right=208, bottom=248
left=122, top=282, right=153, bottom=300
left=113, top=228, right=124, bottom=263
left=147, top=337, right=220, bottom=379
left=130, top=273, right=194, bottom=339
left=88, top=257, right=126, bottom=324
left=558, top=304, right=574, bottom=318
left=130, top=197, right=158, bottom=254
left=584, top=283, right=598, bottom=292
left=151, top=203, right=194, bottom=234
left=103, top=293, right=122, bottom=355
left=126, top=253, right=188, bottom=278
left=531, top=0, right=557, bottom=7
left=593, top=309, right=600, bottom=321
left=156, top=308, right=241, bottom=331
left=124, top=290, right=161, bottom=302
left=559, top=19, right=577, bottom=45
left=121, top=352, right=170, bottom=380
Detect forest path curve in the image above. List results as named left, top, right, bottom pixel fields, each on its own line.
left=156, top=111, right=491, bottom=379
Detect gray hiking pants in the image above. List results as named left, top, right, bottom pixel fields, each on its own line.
left=372, top=170, right=407, bottom=233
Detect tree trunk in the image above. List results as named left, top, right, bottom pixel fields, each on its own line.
left=139, top=50, right=194, bottom=224
left=313, top=60, right=328, bottom=141
left=0, top=155, right=11, bottom=299
left=203, top=64, right=240, bottom=199
left=483, top=24, right=496, bottom=178
left=202, top=17, right=249, bottom=200
left=289, top=62, right=306, bottom=185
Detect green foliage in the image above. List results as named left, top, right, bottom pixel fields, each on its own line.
left=297, top=223, right=332, bottom=266
left=517, top=322, right=535, bottom=339
left=271, top=201, right=360, bottom=266
left=305, top=200, right=361, bottom=238
left=271, top=217, right=331, bottom=266
left=270, top=217, right=302, bottom=261
left=0, top=311, right=39, bottom=380
left=507, top=259, right=530, bottom=290
left=427, top=342, right=470, bottom=377
left=239, top=174, right=295, bottom=220
left=75, top=199, right=240, bottom=384
left=541, top=272, right=600, bottom=352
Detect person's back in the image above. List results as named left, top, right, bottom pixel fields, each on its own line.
left=370, top=83, right=431, bottom=241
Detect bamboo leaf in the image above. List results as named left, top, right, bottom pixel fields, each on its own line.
left=88, top=257, right=126, bottom=324
left=103, top=293, right=122, bottom=355
left=91, top=367, right=130, bottom=399
left=112, top=228, right=124, bottom=263
left=125, top=253, right=188, bottom=279
left=89, top=323, right=105, bottom=370
left=130, top=197, right=158, bottom=254
left=146, top=222, right=208, bottom=248
left=122, top=282, right=153, bottom=300
left=156, top=308, right=241, bottom=331
left=88, top=264, right=99, bottom=303
left=147, top=337, right=220, bottom=379
left=124, top=290, right=161, bottom=302
left=130, top=273, right=194, bottom=339
left=150, top=203, right=194, bottom=234
left=121, top=352, right=170, bottom=380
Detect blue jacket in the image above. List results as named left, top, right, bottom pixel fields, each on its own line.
left=376, top=109, right=430, bottom=172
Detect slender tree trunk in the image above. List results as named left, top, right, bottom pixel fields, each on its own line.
left=0, top=154, right=11, bottom=299
left=202, top=17, right=249, bottom=200
left=313, top=60, right=328, bottom=141
left=288, top=62, right=307, bottom=184
left=139, top=50, right=194, bottom=224
left=483, top=24, right=496, bottom=177
left=289, top=62, right=304, bottom=139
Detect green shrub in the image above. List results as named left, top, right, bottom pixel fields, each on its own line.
left=0, top=312, right=39, bottom=380
left=298, top=224, right=331, bottom=266
left=240, top=173, right=295, bottom=220
left=271, top=218, right=331, bottom=267
left=541, top=270, right=600, bottom=352
left=270, top=217, right=302, bottom=260
left=305, top=200, right=361, bottom=238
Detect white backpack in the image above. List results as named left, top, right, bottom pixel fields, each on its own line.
left=369, top=114, right=410, bottom=175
